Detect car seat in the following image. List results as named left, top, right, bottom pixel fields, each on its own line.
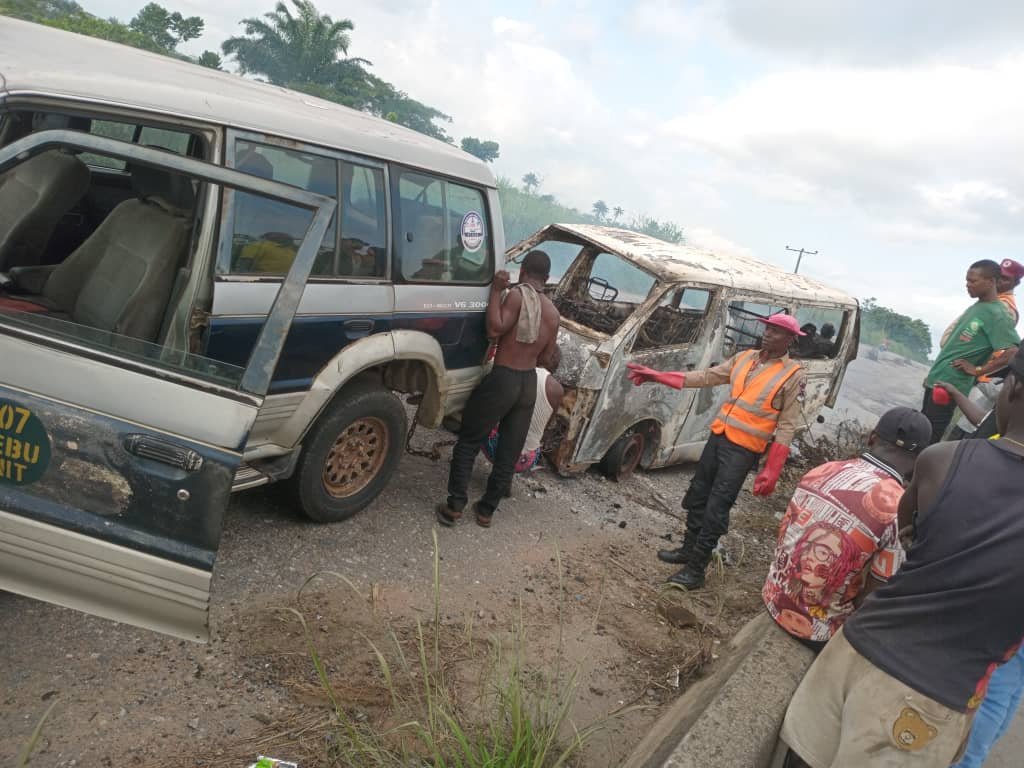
left=0, top=150, right=91, bottom=270
left=13, top=162, right=195, bottom=342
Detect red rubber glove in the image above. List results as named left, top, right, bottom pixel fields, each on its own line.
left=753, top=442, right=789, bottom=496
left=625, top=362, right=686, bottom=389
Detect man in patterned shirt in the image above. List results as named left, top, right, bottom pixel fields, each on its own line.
left=763, top=407, right=932, bottom=652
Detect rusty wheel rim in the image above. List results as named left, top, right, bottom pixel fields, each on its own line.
left=322, top=417, right=389, bottom=498
left=619, top=434, right=644, bottom=478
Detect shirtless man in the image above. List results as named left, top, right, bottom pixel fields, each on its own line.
left=436, top=250, right=560, bottom=528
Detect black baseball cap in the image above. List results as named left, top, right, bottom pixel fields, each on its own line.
left=875, top=407, right=932, bottom=453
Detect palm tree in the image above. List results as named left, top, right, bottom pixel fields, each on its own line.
left=612, top=206, right=624, bottom=223
left=222, top=0, right=358, bottom=86
left=521, top=172, right=540, bottom=194
left=592, top=200, right=609, bottom=221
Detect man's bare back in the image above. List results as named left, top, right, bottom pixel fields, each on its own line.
left=486, top=269, right=560, bottom=371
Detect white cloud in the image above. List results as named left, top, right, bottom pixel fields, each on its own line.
left=629, top=0, right=718, bottom=44
left=718, top=0, right=1024, bottom=65
left=659, top=57, right=1024, bottom=242
left=684, top=227, right=756, bottom=260
left=491, top=16, right=537, bottom=41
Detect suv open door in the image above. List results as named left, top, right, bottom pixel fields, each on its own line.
left=0, top=131, right=335, bottom=641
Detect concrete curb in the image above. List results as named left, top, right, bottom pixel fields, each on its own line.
left=623, top=612, right=816, bottom=768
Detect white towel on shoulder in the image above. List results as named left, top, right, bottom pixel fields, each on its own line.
left=515, top=283, right=542, bottom=344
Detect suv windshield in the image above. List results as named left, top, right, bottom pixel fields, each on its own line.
left=554, top=249, right=656, bottom=336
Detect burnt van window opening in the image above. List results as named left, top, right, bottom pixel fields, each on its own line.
left=554, top=249, right=656, bottom=335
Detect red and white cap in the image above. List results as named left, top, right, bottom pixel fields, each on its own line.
left=1001, top=258, right=1024, bottom=281
left=758, top=313, right=806, bottom=336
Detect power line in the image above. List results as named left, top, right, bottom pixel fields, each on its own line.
left=785, top=245, right=818, bottom=275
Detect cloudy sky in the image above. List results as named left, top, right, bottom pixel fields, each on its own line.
left=88, top=0, right=1024, bottom=349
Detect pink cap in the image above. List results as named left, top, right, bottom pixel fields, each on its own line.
left=1001, top=258, right=1024, bottom=281
left=759, top=313, right=805, bottom=336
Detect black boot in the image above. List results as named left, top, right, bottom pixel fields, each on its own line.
left=666, top=547, right=712, bottom=590
left=657, top=531, right=698, bottom=565
left=657, top=546, right=690, bottom=564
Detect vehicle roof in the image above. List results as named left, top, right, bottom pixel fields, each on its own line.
left=538, top=223, right=856, bottom=307
left=0, top=17, right=495, bottom=188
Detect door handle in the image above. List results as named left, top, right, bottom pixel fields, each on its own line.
left=124, top=434, right=204, bottom=472
left=343, top=319, right=374, bottom=335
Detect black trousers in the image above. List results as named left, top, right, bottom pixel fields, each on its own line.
left=447, top=366, right=537, bottom=517
left=921, top=387, right=956, bottom=445
left=682, top=432, right=761, bottom=554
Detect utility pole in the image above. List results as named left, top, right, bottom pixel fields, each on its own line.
left=786, top=245, right=818, bottom=275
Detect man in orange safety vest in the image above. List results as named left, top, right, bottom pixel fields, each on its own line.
left=627, top=313, right=807, bottom=589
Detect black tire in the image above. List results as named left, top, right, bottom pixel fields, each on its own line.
left=599, top=430, right=646, bottom=482
left=292, top=382, right=407, bottom=523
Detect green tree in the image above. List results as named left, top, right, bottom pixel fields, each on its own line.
left=628, top=214, right=684, bottom=244
left=222, top=0, right=451, bottom=141
left=460, top=137, right=500, bottom=163
left=196, top=50, right=223, bottom=69
left=40, top=11, right=169, bottom=52
left=592, top=200, right=609, bottom=221
left=129, top=2, right=203, bottom=51
left=860, top=297, right=932, bottom=363
left=612, top=206, right=624, bottom=223
left=496, top=176, right=594, bottom=245
left=0, top=0, right=82, bottom=20
left=361, top=74, right=451, bottom=142
left=222, top=0, right=355, bottom=84
left=521, top=172, right=540, bottom=194
left=5, top=0, right=207, bottom=58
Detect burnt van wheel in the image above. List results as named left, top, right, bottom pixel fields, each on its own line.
left=293, top=383, right=407, bottom=523
left=600, top=431, right=645, bottom=482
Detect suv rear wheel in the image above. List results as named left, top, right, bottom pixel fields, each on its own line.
left=292, top=382, right=407, bottom=522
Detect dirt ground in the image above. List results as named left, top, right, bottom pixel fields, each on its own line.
left=0, top=433, right=785, bottom=768
left=1, top=349, right=917, bottom=768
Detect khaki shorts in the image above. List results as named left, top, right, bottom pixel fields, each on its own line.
left=780, top=628, right=972, bottom=768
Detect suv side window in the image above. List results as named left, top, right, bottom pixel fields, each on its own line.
left=395, top=169, right=491, bottom=284
left=230, top=140, right=337, bottom=276
left=634, top=287, right=712, bottom=351
left=340, top=163, right=387, bottom=278
left=228, top=139, right=388, bottom=279
left=81, top=119, right=196, bottom=170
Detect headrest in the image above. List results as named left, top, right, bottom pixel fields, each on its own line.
left=129, top=162, right=195, bottom=215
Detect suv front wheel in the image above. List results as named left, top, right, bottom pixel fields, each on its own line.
left=293, top=382, right=408, bottom=522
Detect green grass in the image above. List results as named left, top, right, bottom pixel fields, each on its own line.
left=16, top=698, right=59, bottom=767
left=289, top=530, right=633, bottom=767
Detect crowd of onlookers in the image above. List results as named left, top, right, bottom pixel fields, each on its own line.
left=769, top=258, right=1024, bottom=768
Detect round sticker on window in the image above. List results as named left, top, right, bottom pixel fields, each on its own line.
left=0, top=400, right=52, bottom=485
left=460, top=211, right=485, bottom=253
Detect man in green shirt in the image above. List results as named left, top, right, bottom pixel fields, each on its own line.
left=923, top=259, right=1020, bottom=443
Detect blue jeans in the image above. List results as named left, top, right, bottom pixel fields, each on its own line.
left=953, top=645, right=1024, bottom=768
